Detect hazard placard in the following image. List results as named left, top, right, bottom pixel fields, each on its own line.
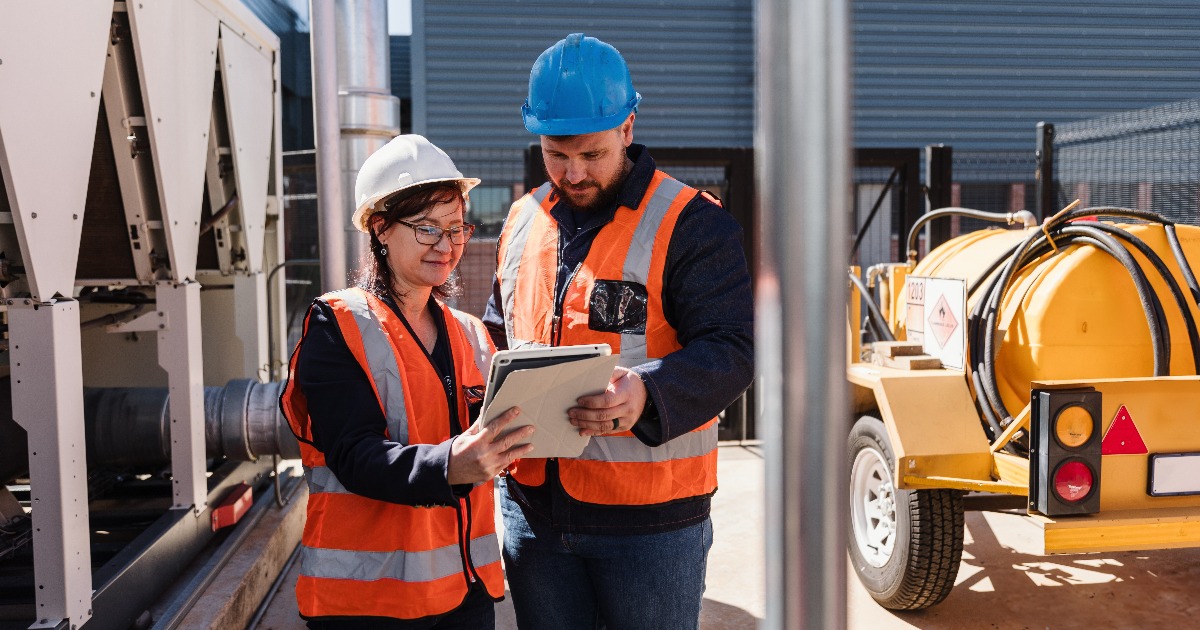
left=908, top=276, right=966, bottom=370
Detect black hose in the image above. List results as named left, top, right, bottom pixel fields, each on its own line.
left=972, top=223, right=1175, bottom=431
left=1082, top=222, right=1200, bottom=372
left=1166, top=224, right=1200, bottom=306
left=847, top=269, right=896, bottom=343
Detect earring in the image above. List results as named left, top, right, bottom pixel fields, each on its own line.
left=378, top=245, right=388, bottom=257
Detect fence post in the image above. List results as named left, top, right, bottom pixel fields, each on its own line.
left=1036, top=122, right=1055, bottom=219
left=924, top=144, right=953, bottom=249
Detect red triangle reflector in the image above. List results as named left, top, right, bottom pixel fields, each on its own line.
left=1101, top=405, right=1148, bottom=455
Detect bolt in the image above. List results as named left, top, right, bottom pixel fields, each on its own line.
left=30, top=212, right=36, bottom=218
left=73, top=214, right=78, bottom=220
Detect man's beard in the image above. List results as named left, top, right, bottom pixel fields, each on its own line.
left=549, top=159, right=630, bottom=213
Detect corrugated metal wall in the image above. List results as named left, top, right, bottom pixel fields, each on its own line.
left=853, top=0, right=1200, bottom=153
left=412, top=0, right=754, bottom=150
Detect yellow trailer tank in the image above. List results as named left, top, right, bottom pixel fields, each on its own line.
left=903, top=222, right=1200, bottom=416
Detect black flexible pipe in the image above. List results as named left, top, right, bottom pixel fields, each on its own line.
left=974, top=227, right=1171, bottom=428
left=847, top=269, right=896, bottom=343
left=1166, top=224, right=1200, bottom=306
left=1082, top=222, right=1200, bottom=372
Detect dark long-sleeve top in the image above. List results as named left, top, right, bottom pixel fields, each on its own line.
left=482, top=144, right=755, bottom=534
left=293, top=293, right=471, bottom=506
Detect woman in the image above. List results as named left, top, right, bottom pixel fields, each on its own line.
left=280, top=135, right=534, bottom=628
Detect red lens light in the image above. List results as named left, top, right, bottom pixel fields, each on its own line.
left=1053, top=460, right=1094, bottom=502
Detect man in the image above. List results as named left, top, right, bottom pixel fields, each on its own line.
left=483, top=33, right=754, bottom=629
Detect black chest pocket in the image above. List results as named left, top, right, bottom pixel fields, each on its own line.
left=588, top=280, right=648, bottom=334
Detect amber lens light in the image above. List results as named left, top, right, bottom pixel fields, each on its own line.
left=1055, top=405, right=1093, bottom=448
left=1053, top=460, right=1094, bottom=502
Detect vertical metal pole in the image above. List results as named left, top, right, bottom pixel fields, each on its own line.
left=9, top=300, right=93, bottom=629
left=924, top=144, right=953, bottom=249
left=310, top=0, right=347, bottom=292
left=757, top=0, right=850, bottom=627
left=335, top=0, right=400, bottom=273
left=157, top=282, right=208, bottom=512
left=1036, top=122, right=1055, bottom=219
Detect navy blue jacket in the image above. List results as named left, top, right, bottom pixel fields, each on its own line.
left=482, top=144, right=755, bottom=534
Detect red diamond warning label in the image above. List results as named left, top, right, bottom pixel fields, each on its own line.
left=927, top=293, right=958, bottom=350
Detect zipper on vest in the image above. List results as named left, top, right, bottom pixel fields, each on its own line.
left=465, top=494, right=485, bottom=583
left=454, top=498, right=475, bottom=584
left=552, top=262, right=583, bottom=346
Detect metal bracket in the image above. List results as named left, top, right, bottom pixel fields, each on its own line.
left=106, top=308, right=167, bottom=333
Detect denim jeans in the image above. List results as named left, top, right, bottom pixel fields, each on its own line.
left=501, top=492, right=713, bottom=630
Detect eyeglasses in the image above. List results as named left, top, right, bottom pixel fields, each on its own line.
left=397, top=220, right=476, bottom=245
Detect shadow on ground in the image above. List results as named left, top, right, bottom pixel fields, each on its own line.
left=852, top=511, right=1200, bottom=629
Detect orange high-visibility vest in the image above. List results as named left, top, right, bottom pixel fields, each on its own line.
left=280, top=288, right=503, bottom=620
left=496, top=171, right=718, bottom=506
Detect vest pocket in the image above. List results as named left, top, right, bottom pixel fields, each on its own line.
left=588, top=280, right=648, bottom=334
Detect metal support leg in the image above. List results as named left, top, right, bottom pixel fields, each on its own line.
left=9, top=299, right=93, bottom=629
left=156, top=282, right=207, bottom=512
left=233, top=272, right=268, bottom=382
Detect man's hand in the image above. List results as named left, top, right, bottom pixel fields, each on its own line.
left=568, top=366, right=648, bottom=437
left=447, top=407, right=535, bottom=485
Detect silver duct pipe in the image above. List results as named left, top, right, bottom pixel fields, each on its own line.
left=757, top=0, right=851, bottom=627
left=311, top=0, right=348, bottom=292
left=335, top=0, right=400, bottom=273
left=81, top=380, right=300, bottom=469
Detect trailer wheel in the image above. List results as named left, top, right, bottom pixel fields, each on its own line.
left=848, top=415, right=964, bottom=610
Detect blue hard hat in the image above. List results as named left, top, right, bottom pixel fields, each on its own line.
left=522, top=33, right=641, bottom=136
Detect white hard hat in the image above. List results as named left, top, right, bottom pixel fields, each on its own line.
left=351, top=134, right=481, bottom=233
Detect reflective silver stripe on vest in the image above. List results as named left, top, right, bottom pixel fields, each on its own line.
left=619, top=176, right=688, bottom=367
left=499, top=185, right=551, bottom=350
left=578, top=422, right=717, bottom=463
left=298, top=533, right=501, bottom=583
left=328, top=289, right=408, bottom=444
left=305, top=465, right=350, bottom=495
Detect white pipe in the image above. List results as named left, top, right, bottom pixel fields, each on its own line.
left=335, top=0, right=400, bottom=275
left=310, top=0, right=347, bottom=292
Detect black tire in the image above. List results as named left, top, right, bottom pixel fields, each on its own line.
left=847, top=415, right=965, bottom=610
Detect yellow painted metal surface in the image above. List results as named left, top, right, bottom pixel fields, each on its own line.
left=1035, top=376, right=1200, bottom=511
left=847, top=364, right=992, bottom=487
left=902, top=474, right=1025, bottom=494
left=992, top=451, right=1029, bottom=490
left=1034, top=506, right=1200, bottom=555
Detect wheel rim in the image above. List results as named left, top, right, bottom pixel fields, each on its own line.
left=850, top=445, right=897, bottom=568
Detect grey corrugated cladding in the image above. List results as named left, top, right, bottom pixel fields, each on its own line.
left=412, top=0, right=754, bottom=150
left=854, top=0, right=1200, bottom=152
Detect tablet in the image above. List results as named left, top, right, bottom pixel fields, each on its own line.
left=481, top=344, right=612, bottom=412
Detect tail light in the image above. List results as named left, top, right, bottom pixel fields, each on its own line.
left=1031, top=388, right=1102, bottom=516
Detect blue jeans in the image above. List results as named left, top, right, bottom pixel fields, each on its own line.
left=501, top=492, right=713, bottom=630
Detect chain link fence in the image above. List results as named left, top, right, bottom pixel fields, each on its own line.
left=1052, top=99, right=1200, bottom=225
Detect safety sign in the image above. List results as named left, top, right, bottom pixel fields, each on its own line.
left=905, top=276, right=966, bottom=370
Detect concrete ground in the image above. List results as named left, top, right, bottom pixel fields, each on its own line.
left=255, top=444, right=1200, bottom=629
